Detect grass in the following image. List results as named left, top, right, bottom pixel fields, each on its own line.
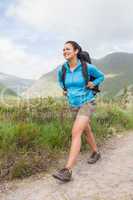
left=0, top=96, right=133, bottom=181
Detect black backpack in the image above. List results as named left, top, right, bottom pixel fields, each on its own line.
left=61, top=62, right=100, bottom=96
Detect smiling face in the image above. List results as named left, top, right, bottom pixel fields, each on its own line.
left=63, top=43, right=78, bottom=61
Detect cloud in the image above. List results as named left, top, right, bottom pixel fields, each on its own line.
left=0, top=36, right=61, bottom=79
left=0, top=0, right=132, bottom=79
left=6, top=0, right=133, bottom=57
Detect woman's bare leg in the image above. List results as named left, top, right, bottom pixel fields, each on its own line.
left=84, top=123, right=98, bottom=152
left=65, top=116, right=89, bottom=170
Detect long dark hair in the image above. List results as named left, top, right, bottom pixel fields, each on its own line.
left=65, top=41, right=91, bottom=64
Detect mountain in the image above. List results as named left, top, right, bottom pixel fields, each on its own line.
left=93, top=52, right=133, bottom=95
left=22, top=69, right=61, bottom=98
left=0, top=73, right=35, bottom=95
left=23, top=52, right=133, bottom=98
left=0, top=83, right=17, bottom=97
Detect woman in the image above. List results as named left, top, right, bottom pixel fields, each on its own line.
left=52, top=41, right=105, bottom=182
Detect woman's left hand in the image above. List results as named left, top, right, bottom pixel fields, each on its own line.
left=87, top=81, right=95, bottom=89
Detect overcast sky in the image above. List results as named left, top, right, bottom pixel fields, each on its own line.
left=0, top=0, right=133, bottom=79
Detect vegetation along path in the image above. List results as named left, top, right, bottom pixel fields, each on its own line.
left=0, top=131, right=133, bottom=200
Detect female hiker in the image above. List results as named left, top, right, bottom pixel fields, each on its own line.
left=52, top=41, right=105, bottom=182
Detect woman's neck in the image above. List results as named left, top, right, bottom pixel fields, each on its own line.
left=68, top=57, right=78, bottom=68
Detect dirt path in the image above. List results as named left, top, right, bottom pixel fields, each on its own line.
left=0, top=131, right=133, bottom=200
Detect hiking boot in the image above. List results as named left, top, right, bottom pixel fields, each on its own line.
left=52, top=168, right=72, bottom=182
left=87, top=151, right=101, bottom=164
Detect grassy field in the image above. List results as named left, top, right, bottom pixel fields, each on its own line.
left=0, top=96, right=133, bottom=181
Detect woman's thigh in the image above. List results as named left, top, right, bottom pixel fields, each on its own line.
left=70, top=101, right=96, bottom=136
left=72, top=115, right=89, bottom=137
left=77, top=102, right=95, bottom=119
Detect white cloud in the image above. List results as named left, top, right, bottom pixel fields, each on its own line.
left=2, top=0, right=133, bottom=79
left=7, top=0, right=133, bottom=33
left=6, top=0, right=107, bottom=32
left=6, top=0, right=69, bottom=30
left=6, top=0, right=48, bottom=28
left=6, top=0, right=133, bottom=58
left=0, top=36, right=61, bottom=79
left=0, top=37, right=27, bottom=65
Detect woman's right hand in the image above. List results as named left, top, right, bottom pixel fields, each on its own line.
left=63, top=90, right=67, bottom=96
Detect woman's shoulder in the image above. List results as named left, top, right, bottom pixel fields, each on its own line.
left=58, top=61, right=68, bottom=69
left=57, top=61, right=67, bottom=73
left=86, top=63, right=98, bottom=71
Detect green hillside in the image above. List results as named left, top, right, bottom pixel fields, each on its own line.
left=93, top=52, right=133, bottom=95
left=0, top=72, right=34, bottom=95
left=0, top=83, right=17, bottom=97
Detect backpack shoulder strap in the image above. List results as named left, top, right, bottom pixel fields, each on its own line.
left=61, top=64, right=67, bottom=91
left=82, top=62, right=89, bottom=86
left=82, top=62, right=100, bottom=94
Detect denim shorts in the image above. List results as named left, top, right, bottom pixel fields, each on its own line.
left=69, top=101, right=96, bottom=119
